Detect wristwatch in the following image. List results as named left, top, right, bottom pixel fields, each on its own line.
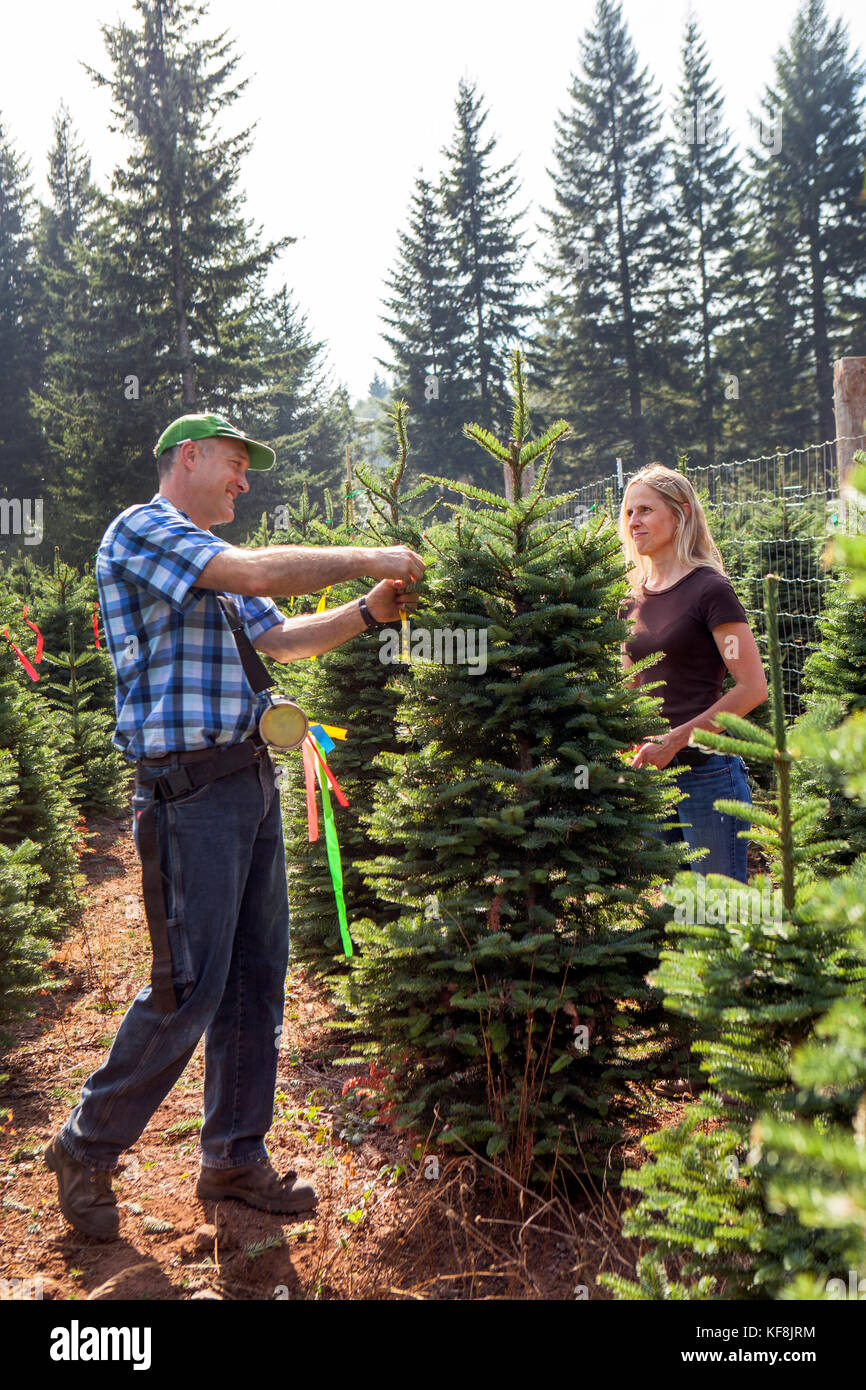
left=358, top=596, right=378, bottom=629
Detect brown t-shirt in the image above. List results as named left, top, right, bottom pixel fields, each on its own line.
left=620, top=567, right=748, bottom=729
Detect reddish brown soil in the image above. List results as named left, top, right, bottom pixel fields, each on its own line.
left=0, top=810, right=693, bottom=1301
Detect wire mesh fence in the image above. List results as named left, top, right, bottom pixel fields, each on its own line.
left=554, top=435, right=866, bottom=720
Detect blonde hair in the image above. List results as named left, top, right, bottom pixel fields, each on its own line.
left=618, top=464, right=725, bottom=593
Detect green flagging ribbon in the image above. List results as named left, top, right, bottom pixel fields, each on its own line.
left=309, top=736, right=353, bottom=958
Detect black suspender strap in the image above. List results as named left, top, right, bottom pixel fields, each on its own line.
left=216, top=593, right=273, bottom=695
left=136, top=796, right=180, bottom=1014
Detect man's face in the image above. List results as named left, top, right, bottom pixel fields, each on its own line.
left=193, top=436, right=251, bottom=525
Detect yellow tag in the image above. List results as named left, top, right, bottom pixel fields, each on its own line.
left=320, top=724, right=348, bottom=740
left=310, top=587, right=333, bottom=657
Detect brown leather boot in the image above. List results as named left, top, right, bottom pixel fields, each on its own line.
left=196, top=1155, right=317, bottom=1214
left=44, top=1134, right=120, bottom=1240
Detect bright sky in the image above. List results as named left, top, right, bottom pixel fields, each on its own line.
left=3, top=0, right=864, bottom=401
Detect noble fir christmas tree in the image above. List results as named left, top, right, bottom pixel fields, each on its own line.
left=332, top=352, right=685, bottom=1177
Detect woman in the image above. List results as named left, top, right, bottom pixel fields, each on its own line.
left=618, top=464, right=768, bottom=883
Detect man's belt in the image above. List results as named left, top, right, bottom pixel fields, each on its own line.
left=134, top=735, right=267, bottom=1014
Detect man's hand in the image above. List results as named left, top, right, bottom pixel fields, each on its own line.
left=361, top=546, right=426, bottom=585
left=366, top=579, right=419, bottom=623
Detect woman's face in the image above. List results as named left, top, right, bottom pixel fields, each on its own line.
left=624, top=482, right=681, bottom=558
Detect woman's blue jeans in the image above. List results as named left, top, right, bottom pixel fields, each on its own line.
left=59, top=751, right=289, bottom=1171
left=656, top=753, right=752, bottom=883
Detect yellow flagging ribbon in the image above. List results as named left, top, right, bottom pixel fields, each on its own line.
left=310, top=587, right=333, bottom=662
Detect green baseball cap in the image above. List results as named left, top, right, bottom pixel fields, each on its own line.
left=153, top=413, right=276, bottom=470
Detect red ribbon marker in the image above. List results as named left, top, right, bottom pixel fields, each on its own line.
left=93, top=602, right=102, bottom=648
left=21, top=608, right=43, bottom=665
left=2, top=630, right=39, bottom=681
left=305, top=733, right=349, bottom=807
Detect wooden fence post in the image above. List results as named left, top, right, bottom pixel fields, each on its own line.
left=833, top=356, right=866, bottom=489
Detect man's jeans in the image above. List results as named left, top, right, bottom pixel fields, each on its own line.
left=59, top=751, right=289, bottom=1171
left=656, top=753, right=752, bottom=883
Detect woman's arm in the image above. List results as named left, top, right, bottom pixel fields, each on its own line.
left=631, top=621, right=768, bottom=769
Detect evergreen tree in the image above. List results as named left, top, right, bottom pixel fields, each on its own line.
left=0, top=757, right=56, bottom=1044
left=43, top=104, right=94, bottom=248
left=0, top=642, right=82, bottom=936
left=536, top=0, right=672, bottom=479
left=85, top=0, right=290, bottom=413
left=41, top=620, right=129, bottom=816
left=368, top=374, right=389, bottom=401
left=33, top=0, right=297, bottom=561
left=332, top=353, right=684, bottom=1176
left=379, top=173, right=465, bottom=483
left=747, top=0, right=866, bottom=458
left=668, top=17, right=742, bottom=468
left=754, top=961, right=866, bottom=1298
left=0, top=114, right=41, bottom=506
left=802, top=573, right=866, bottom=714
left=8, top=551, right=116, bottom=716
left=227, top=284, right=352, bottom=539
left=737, top=482, right=866, bottom=1298
left=28, top=105, right=99, bottom=558
left=790, top=570, right=866, bottom=866
left=380, top=80, right=530, bottom=496
left=0, top=550, right=128, bottom=813
left=34, top=102, right=97, bottom=353
left=441, top=80, right=530, bottom=466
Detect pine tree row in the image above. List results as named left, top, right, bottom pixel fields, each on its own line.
left=381, top=0, right=866, bottom=486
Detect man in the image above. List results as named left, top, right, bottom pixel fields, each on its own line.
left=45, top=413, right=424, bottom=1239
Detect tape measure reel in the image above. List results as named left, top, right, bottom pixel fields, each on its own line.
left=258, top=695, right=309, bottom=751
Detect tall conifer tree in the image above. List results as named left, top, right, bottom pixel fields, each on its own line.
left=0, top=115, right=41, bottom=507
left=669, top=18, right=742, bottom=468
left=537, top=0, right=671, bottom=477
left=442, top=82, right=530, bottom=440
left=747, top=0, right=866, bottom=459
left=224, top=284, right=352, bottom=541
left=379, top=174, right=464, bottom=482
left=31, top=0, right=312, bottom=560
left=380, top=81, right=529, bottom=492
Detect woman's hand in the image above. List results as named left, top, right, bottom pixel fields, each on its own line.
left=631, top=726, right=689, bottom=770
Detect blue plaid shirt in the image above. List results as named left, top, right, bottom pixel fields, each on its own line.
left=96, top=494, right=286, bottom=761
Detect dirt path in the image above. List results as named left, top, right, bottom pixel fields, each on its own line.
left=0, top=810, right=682, bottom=1301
